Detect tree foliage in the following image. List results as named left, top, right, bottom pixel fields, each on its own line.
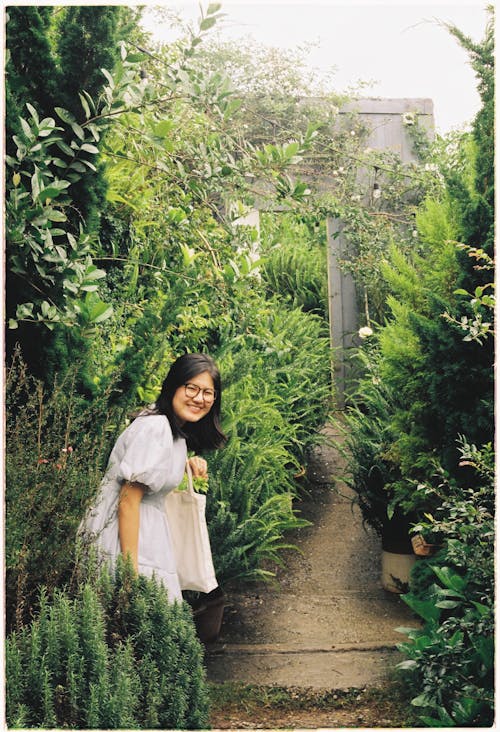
left=341, top=10, right=494, bottom=725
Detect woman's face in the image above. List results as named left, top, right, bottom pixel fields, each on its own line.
left=172, top=370, right=216, bottom=425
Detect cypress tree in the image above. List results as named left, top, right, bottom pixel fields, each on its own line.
left=5, top=6, right=59, bottom=154
left=55, top=6, right=124, bottom=234
left=422, top=12, right=495, bottom=470
left=5, top=6, right=135, bottom=381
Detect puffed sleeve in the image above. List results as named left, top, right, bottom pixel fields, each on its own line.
left=117, top=415, right=173, bottom=493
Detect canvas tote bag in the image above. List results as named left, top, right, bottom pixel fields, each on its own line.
left=164, top=461, right=218, bottom=593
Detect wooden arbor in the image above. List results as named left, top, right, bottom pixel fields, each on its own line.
left=235, top=98, right=435, bottom=407
left=327, top=97, right=434, bottom=406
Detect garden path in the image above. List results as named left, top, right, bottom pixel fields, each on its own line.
left=205, top=417, right=418, bottom=690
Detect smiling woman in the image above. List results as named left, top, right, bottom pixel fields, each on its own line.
left=79, top=352, right=226, bottom=604
left=173, top=375, right=217, bottom=426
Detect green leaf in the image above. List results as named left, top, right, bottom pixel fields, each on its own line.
left=471, top=600, right=491, bottom=617
left=55, top=107, right=76, bottom=124
left=38, top=118, right=56, bottom=137
left=83, top=265, right=106, bottom=281
left=284, top=141, right=300, bottom=158
left=31, top=168, right=42, bottom=199
left=207, top=3, right=222, bottom=14
left=402, top=594, right=441, bottom=622
left=100, top=68, right=114, bottom=88
left=88, top=301, right=113, bottom=324
left=71, top=123, right=85, bottom=141
left=410, top=693, right=432, bottom=707
left=69, top=161, right=87, bottom=173
left=200, top=16, right=217, bottom=31
left=80, top=143, right=99, bottom=154
left=55, top=140, right=74, bottom=156
left=432, top=565, right=467, bottom=594
left=51, top=158, right=67, bottom=168
left=395, top=659, right=417, bottom=670
left=38, top=185, right=69, bottom=204
left=106, top=191, right=138, bottom=210
left=154, top=120, right=174, bottom=138
left=26, top=102, right=39, bottom=125
left=8, top=319, right=18, bottom=329
left=63, top=279, right=79, bottom=294
left=16, top=303, right=34, bottom=319
left=81, top=160, right=97, bottom=172
left=46, top=209, right=67, bottom=222
left=20, top=117, right=34, bottom=139
left=435, top=599, right=460, bottom=609
left=78, top=92, right=91, bottom=119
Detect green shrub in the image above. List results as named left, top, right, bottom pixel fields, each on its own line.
left=397, top=441, right=494, bottom=727
left=260, top=214, right=328, bottom=316
left=340, top=343, right=404, bottom=537
left=5, top=350, right=123, bottom=632
left=6, top=557, right=209, bottom=729
left=204, top=301, right=331, bottom=583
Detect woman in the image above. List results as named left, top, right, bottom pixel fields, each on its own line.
left=80, top=353, right=226, bottom=603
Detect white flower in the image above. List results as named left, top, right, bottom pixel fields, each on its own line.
left=412, top=229, right=418, bottom=238
left=350, top=130, right=356, bottom=136
left=403, top=112, right=415, bottom=126
left=358, top=326, right=373, bottom=339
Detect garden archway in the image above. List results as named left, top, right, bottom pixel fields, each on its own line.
left=236, top=97, right=435, bottom=407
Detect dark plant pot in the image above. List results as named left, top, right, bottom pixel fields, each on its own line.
left=381, top=512, right=414, bottom=553
left=191, top=586, right=225, bottom=644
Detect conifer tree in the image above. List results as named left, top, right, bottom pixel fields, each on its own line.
left=417, top=11, right=495, bottom=472
left=5, top=6, right=138, bottom=381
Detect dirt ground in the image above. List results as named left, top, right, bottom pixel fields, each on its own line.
left=208, top=682, right=415, bottom=729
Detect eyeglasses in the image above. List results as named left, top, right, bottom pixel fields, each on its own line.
left=184, top=383, right=217, bottom=402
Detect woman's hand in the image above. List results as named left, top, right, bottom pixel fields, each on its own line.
left=188, top=455, right=208, bottom=479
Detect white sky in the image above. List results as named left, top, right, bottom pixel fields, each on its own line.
left=141, top=1, right=490, bottom=134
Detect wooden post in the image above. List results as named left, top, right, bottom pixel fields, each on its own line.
left=326, top=217, right=359, bottom=409
left=326, top=98, right=434, bottom=407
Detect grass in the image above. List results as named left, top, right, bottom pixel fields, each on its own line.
left=208, top=678, right=420, bottom=728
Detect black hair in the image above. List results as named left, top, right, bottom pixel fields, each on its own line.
left=153, top=353, right=226, bottom=452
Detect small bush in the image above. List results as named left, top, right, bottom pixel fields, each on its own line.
left=6, top=557, right=209, bottom=729
left=397, top=441, right=494, bottom=727
left=260, top=214, right=328, bottom=316
left=207, top=302, right=332, bottom=583
left=5, top=350, right=123, bottom=632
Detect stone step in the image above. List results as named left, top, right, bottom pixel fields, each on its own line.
left=205, top=643, right=404, bottom=690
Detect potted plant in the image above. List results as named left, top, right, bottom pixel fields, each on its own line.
left=337, top=364, right=417, bottom=593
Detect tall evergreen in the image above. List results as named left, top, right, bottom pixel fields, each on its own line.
left=448, top=11, right=494, bottom=256
left=400, top=12, right=494, bottom=478
left=54, top=6, right=124, bottom=233
left=427, top=11, right=495, bottom=467
left=5, top=6, right=59, bottom=152
left=5, top=6, right=137, bottom=381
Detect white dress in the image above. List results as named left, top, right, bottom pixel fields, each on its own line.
left=80, top=413, right=187, bottom=602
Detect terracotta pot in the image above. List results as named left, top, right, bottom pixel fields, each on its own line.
left=411, top=533, right=440, bottom=557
